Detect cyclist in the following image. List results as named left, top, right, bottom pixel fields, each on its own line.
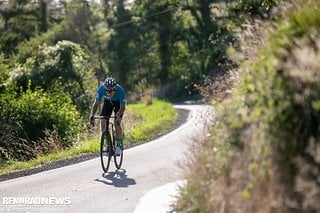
left=90, top=77, right=126, bottom=155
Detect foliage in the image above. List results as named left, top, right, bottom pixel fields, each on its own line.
left=11, top=40, right=96, bottom=116
left=0, top=84, right=83, bottom=162
left=0, top=0, right=63, bottom=56
left=1, top=0, right=235, bottom=101
left=13, top=24, right=66, bottom=65
left=106, top=0, right=134, bottom=86
left=103, top=0, right=233, bottom=99
left=174, top=0, right=320, bottom=212
left=60, top=0, right=111, bottom=83
left=182, top=0, right=233, bottom=70
left=0, top=52, right=9, bottom=86
left=229, top=0, right=277, bottom=17
left=0, top=99, right=178, bottom=174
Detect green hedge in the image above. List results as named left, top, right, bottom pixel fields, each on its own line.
left=0, top=85, right=83, bottom=162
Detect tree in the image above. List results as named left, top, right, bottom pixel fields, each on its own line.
left=107, top=0, right=133, bottom=87
left=0, top=0, right=63, bottom=56
left=0, top=0, right=38, bottom=55
left=0, top=51, right=9, bottom=86
left=39, top=0, right=48, bottom=32
left=182, top=0, right=232, bottom=73
left=12, top=41, right=96, bottom=115
left=62, top=0, right=109, bottom=84
left=132, top=0, right=179, bottom=85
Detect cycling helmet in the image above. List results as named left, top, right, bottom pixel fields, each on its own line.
left=104, top=77, right=116, bottom=90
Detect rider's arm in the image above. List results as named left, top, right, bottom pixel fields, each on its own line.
left=91, top=85, right=104, bottom=117
left=90, top=100, right=100, bottom=117
left=117, top=87, right=126, bottom=117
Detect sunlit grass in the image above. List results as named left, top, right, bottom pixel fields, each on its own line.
left=0, top=99, right=178, bottom=175
left=125, top=99, right=178, bottom=143
left=0, top=143, right=97, bottom=174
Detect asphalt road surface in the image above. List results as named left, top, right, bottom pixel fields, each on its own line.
left=0, top=104, right=213, bottom=213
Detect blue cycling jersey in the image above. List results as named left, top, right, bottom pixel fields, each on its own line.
left=95, top=84, right=126, bottom=106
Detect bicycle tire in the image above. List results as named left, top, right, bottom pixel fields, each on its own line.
left=100, top=131, right=112, bottom=172
left=114, top=135, right=124, bottom=169
left=114, top=150, right=123, bottom=169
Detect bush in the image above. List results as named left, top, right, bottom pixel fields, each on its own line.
left=0, top=85, right=83, bottom=162
left=10, top=40, right=96, bottom=116
left=229, top=0, right=277, bottom=17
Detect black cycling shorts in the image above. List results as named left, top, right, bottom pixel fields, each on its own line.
left=101, top=100, right=120, bottom=117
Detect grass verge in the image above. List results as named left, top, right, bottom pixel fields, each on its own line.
left=0, top=99, right=178, bottom=175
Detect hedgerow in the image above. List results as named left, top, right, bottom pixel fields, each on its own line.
left=0, top=84, right=83, bottom=162
left=174, top=0, right=320, bottom=212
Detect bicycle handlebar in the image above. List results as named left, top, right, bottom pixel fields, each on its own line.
left=93, top=116, right=115, bottom=120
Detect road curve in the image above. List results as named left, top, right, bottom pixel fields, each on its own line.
left=0, top=104, right=213, bottom=213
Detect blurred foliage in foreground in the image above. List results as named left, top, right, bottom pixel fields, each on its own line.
left=174, top=0, right=320, bottom=212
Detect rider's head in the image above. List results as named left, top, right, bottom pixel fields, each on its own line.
left=104, top=77, right=117, bottom=91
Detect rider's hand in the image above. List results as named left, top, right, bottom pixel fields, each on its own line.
left=89, top=115, right=95, bottom=127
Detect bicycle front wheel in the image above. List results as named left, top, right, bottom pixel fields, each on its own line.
left=100, top=131, right=112, bottom=172
left=114, top=138, right=123, bottom=169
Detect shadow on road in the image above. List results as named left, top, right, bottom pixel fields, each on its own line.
left=94, top=168, right=136, bottom=187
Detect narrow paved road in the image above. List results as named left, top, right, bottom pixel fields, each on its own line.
left=0, top=105, right=212, bottom=213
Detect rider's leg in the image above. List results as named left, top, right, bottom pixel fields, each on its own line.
left=101, top=100, right=113, bottom=133
left=114, top=118, right=123, bottom=140
left=113, top=101, right=123, bottom=147
left=114, top=119, right=123, bottom=153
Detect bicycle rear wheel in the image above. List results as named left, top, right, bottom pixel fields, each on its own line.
left=100, top=131, right=112, bottom=172
left=114, top=150, right=123, bottom=169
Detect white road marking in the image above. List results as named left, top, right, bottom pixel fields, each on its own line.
left=134, top=180, right=186, bottom=213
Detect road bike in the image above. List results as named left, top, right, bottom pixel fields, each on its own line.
left=94, top=116, right=124, bottom=172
